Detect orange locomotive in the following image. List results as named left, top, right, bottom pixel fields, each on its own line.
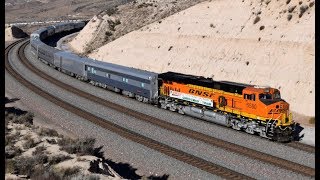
left=158, top=72, right=295, bottom=142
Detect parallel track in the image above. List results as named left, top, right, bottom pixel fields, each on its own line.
left=16, top=40, right=315, bottom=177
left=7, top=40, right=254, bottom=179
left=286, top=142, right=314, bottom=154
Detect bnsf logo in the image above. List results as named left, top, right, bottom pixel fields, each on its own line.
left=189, top=89, right=214, bottom=98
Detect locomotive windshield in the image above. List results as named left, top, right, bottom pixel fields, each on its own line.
left=259, top=93, right=272, bottom=100
left=259, top=91, right=282, bottom=105
left=274, top=91, right=281, bottom=99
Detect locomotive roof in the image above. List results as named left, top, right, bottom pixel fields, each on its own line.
left=159, top=71, right=253, bottom=94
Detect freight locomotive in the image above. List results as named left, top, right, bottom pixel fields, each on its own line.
left=30, top=22, right=295, bottom=142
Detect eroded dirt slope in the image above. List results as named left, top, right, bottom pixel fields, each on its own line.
left=72, top=0, right=314, bottom=117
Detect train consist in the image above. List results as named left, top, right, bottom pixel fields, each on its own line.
left=30, top=22, right=295, bottom=142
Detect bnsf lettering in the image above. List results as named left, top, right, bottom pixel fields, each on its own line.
left=189, top=89, right=214, bottom=98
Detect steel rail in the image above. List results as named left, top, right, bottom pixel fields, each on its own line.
left=6, top=39, right=253, bottom=180
left=18, top=41, right=315, bottom=177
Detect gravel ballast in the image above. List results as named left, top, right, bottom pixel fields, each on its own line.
left=25, top=44, right=315, bottom=168
left=5, top=41, right=313, bottom=179
left=6, top=46, right=219, bottom=180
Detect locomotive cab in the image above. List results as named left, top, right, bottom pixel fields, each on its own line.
left=243, top=86, right=292, bottom=127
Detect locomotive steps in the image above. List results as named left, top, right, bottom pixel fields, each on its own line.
left=7, top=40, right=315, bottom=178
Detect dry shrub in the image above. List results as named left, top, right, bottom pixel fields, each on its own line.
left=13, top=156, right=37, bottom=177
left=54, top=166, right=81, bottom=179
left=5, top=132, right=20, bottom=146
left=210, top=23, right=215, bottom=28
left=58, top=137, right=96, bottom=156
left=69, top=174, right=100, bottom=180
left=105, top=7, right=118, bottom=16
left=114, top=19, right=121, bottom=25
left=48, top=154, right=72, bottom=165
left=6, top=113, right=15, bottom=121
left=286, top=0, right=291, bottom=4
left=34, top=153, right=49, bottom=164
left=23, top=135, right=38, bottom=149
left=137, top=2, right=153, bottom=8
left=46, top=138, right=57, bottom=144
left=108, top=20, right=117, bottom=31
left=299, top=5, right=309, bottom=18
left=5, top=145, right=22, bottom=159
left=105, top=31, right=113, bottom=37
left=309, top=117, right=315, bottom=124
left=29, top=166, right=62, bottom=180
left=288, top=5, right=296, bottom=13
left=5, top=159, right=16, bottom=174
left=309, top=1, right=314, bottom=7
left=39, top=128, right=59, bottom=137
left=32, top=145, right=46, bottom=156
left=12, top=112, right=34, bottom=127
left=76, top=157, right=87, bottom=162
left=265, top=0, right=271, bottom=5
left=287, top=14, right=293, bottom=21
left=253, top=16, right=261, bottom=24
left=259, top=25, right=265, bottom=30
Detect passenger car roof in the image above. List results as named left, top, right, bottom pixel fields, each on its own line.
left=83, top=57, right=158, bottom=80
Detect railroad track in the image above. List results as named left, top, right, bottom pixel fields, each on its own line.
left=6, top=39, right=254, bottom=179
left=286, top=141, right=315, bottom=154
left=15, top=40, right=315, bottom=178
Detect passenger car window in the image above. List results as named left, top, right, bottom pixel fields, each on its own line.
left=141, top=83, right=145, bottom=87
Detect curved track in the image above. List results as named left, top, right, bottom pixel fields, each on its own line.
left=6, top=39, right=255, bottom=180
left=13, top=40, right=315, bottom=178
left=6, top=39, right=315, bottom=179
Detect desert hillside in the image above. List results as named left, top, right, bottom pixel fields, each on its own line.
left=69, top=0, right=315, bottom=117
left=68, top=0, right=208, bottom=54
left=5, top=99, right=123, bottom=179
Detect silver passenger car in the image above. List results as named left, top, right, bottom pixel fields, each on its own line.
left=54, top=51, right=87, bottom=77
left=85, top=59, right=158, bottom=103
